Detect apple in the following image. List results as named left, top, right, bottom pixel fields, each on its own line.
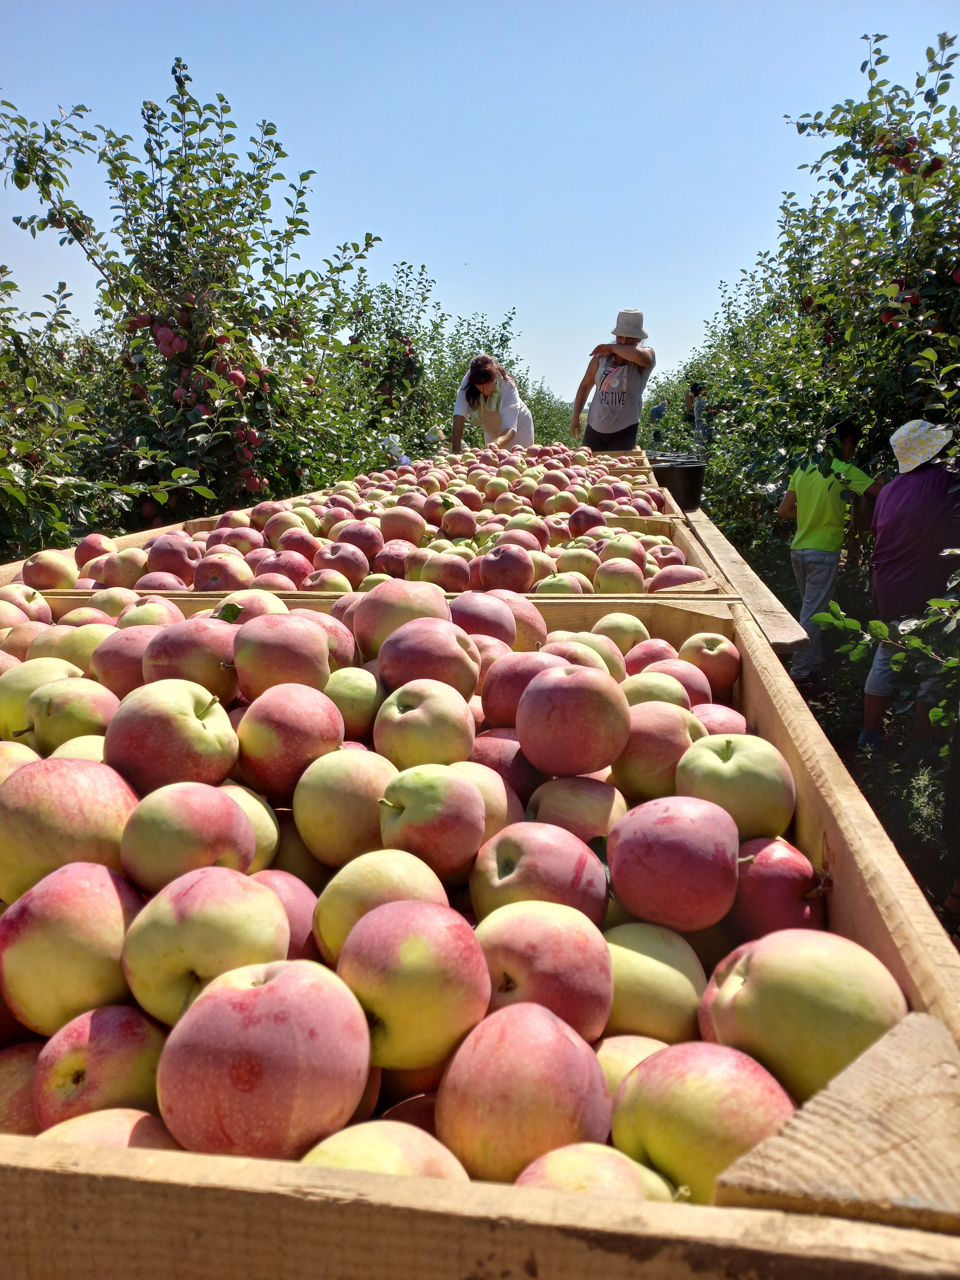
left=23, top=677, right=120, bottom=755
left=312, top=849, right=448, bottom=965
left=447, top=759, right=524, bottom=842
left=479, top=651, right=569, bottom=728
left=104, top=678, right=239, bottom=795
left=640, top=659, right=712, bottom=707
left=476, top=900, right=613, bottom=1041
left=0, top=758, right=138, bottom=903
left=121, top=866, right=291, bottom=1025
left=1, top=624, right=54, bottom=663
left=293, top=749, right=399, bottom=867
left=36, top=1106, right=182, bottom=1148
left=249, top=869, right=320, bottom=961
left=377, top=618, right=481, bottom=701
left=378, top=764, right=486, bottom=879
left=142, top=618, right=239, bottom=703
left=352, top=579, right=451, bottom=660
left=677, top=632, right=742, bottom=697
left=691, top=704, right=749, bottom=735
left=380, top=506, right=427, bottom=545
left=211, top=588, right=289, bottom=625
left=0, top=584, right=53, bottom=624
left=0, top=656, right=84, bottom=741
left=321, top=666, right=384, bottom=741
left=624, top=639, right=678, bottom=675
left=89, top=625, right=161, bottom=699
left=373, top=678, right=475, bottom=770
left=700, top=928, right=909, bottom=1101
left=469, top=820, right=607, bottom=924
left=515, top=1141, right=673, bottom=1201
left=236, top=683, right=344, bottom=801
left=482, top=590, right=547, bottom=652
left=217, top=783, right=279, bottom=873
left=232, top=614, right=331, bottom=701
left=611, top=1041, right=796, bottom=1204
left=620, top=671, right=691, bottom=708
left=120, top=781, right=257, bottom=894
left=524, top=776, right=627, bottom=846
left=156, top=959, right=369, bottom=1158
left=604, top=922, right=707, bottom=1042
left=302, top=1117, right=468, bottom=1180
left=516, top=666, right=630, bottom=777
left=33, top=1005, right=167, bottom=1129
left=675, top=734, right=797, bottom=840
left=0, top=1042, right=42, bottom=1135
left=336, top=900, right=490, bottom=1070
left=0, top=862, right=142, bottom=1036
left=725, top=837, right=826, bottom=942
left=0, top=740, right=39, bottom=785
left=435, top=1002, right=611, bottom=1183
left=448, top=593, right=517, bottom=646
left=21, top=549, right=79, bottom=591
left=594, top=1033, right=668, bottom=1098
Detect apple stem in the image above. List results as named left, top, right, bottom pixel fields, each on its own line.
left=378, top=798, right=396, bottom=810
left=199, top=696, right=220, bottom=718
left=10, top=727, right=31, bottom=738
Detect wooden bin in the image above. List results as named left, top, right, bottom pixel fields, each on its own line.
left=2, top=597, right=960, bottom=1279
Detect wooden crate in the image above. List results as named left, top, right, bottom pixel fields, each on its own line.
left=2, top=598, right=959, bottom=1278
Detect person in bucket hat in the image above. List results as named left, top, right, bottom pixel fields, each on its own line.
left=859, top=419, right=958, bottom=749
left=571, top=309, right=656, bottom=453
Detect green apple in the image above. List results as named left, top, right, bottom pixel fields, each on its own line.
left=604, top=922, right=707, bottom=1042
left=293, top=749, right=398, bottom=868
left=302, top=1118, right=468, bottom=1180
left=675, top=734, right=797, bottom=840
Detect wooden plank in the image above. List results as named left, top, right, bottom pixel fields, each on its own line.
left=2, top=1134, right=960, bottom=1280
left=733, top=604, right=960, bottom=1044
left=716, top=1013, right=960, bottom=1233
left=686, top=508, right=808, bottom=655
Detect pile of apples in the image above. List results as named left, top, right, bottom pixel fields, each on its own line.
left=0, top=572, right=910, bottom=1204
left=14, top=443, right=709, bottom=597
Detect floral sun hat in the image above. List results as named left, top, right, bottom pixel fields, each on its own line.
left=889, top=420, right=953, bottom=474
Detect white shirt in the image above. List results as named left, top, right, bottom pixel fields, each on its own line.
left=454, top=374, right=535, bottom=447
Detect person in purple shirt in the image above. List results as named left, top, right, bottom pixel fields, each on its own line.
left=859, top=419, right=958, bottom=748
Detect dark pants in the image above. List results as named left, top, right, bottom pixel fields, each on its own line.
left=583, top=422, right=638, bottom=452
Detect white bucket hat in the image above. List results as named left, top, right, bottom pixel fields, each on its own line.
left=890, top=419, right=953, bottom=473
left=612, top=309, right=648, bottom=340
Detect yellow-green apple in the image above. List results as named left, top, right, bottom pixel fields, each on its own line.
left=448, top=760, right=523, bottom=842
left=515, top=1141, right=673, bottom=1201
left=725, top=837, right=826, bottom=942
left=677, top=632, right=741, bottom=697
left=373, top=678, right=475, bottom=770
left=352, top=579, right=451, bottom=661
left=377, top=618, right=481, bottom=701
left=250, top=868, right=320, bottom=961
left=46, top=622, right=117, bottom=677
left=0, top=1043, right=42, bottom=1133
left=117, top=597, right=185, bottom=630
left=594, top=558, right=648, bottom=594
left=485, top=589, right=548, bottom=651
left=610, top=702, right=709, bottom=804
left=86, top=587, right=138, bottom=618
left=640, top=658, right=711, bottom=706
left=22, top=678, right=120, bottom=755
left=675, top=734, right=797, bottom=840
left=515, top=666, right=631, bottom=777
left=594, top=1033, right=668, bottom=1098
left=526, top=776, right=627, bottom=846
left=336, top=900, right=490, bottom=1070
left=700, top=929, right=909, bottom=1102
left=480, top=651, right=568, bottom=728
left=232, top=614, right=331, bottom=700
left=563, top=631, right=627, bottom=681
left=621, top=671, right=691, bottom=708
left=0, top=740, right=40, bottom=784
left=236, top=683, right=344, bottom=801
left=0, top=862, right=141, bottom=1036
left=89, top=625, right=161, bottom=699
left=302, top=1117, right=468, bottom=1180
left=21, top=549, right=79, bottom=590
left=378, top=764, right=486, bottom=879
left=142, top=618, right=239, bottom=703
left=604, top=922, right=707, bottom=1041
left=156, top=958, right=369, bottom=1158
left=597, top=536, right=646, bottom=568
left=611, top=1041, right=796, bottom=1203
left=534, top=572, right=583, bottom=595
left=448, top=592, right=517, bottom=646
left=104, top=678, right=239, bottom=795
left=293, top=749, right=398, bottom=868
left=57, top=606, right=117, bottom=628
left=101, top=547, right=149, bottom=589
left=217, top=783, right=278, bottom=872
left=0, top=584, right=53, bottom=624
left=322, top=666, right=384, bottom=741
left=608, top=795, right=740, bottom=931
left=33, top=1005, right=167, bottom=1128
left=555, top=547, right=601, bottom=580
left=36, top=1105, right=182, bottom=1148
left=475, top=900, right=613, bottom=1041
left=120, top=781, right=257, bottom=894
left=121, top=866, right=290, bottom=1025
left=211, top=588, right=289, bottom=625
left=692, top=704, right=749, bottom=735
left=312, top=849, right=447, bottom=966
left=0, top=758, right=138, bottom=902
left=469, top=821, right=607, bottom=925
left=624, top=639, right=678, bottom=675
left=0, top=656, right=84, bottom=741
left=270, top=809, right=334, bottom=893
left=435, top=1002, right=611, bottom=1183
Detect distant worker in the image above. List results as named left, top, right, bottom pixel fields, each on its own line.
left=451, top=353, right=534, bottom=453
left=777, top=419, right=882, bottom=690
left=571, top=309, right=656, bottom=453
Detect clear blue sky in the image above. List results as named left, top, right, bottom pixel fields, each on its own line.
left=2, top=2, right=957, bottom=400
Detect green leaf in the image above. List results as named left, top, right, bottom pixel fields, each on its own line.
left=867, top=620, right=889, bottom=640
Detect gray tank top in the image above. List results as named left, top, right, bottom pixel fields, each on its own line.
left=587, top=354, right=654, bottom=435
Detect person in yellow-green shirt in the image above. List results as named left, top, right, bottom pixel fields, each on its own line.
left=777, top=421, right=883, bottom=687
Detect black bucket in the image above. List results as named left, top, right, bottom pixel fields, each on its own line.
left=651, top=459, right=706, bottom=511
